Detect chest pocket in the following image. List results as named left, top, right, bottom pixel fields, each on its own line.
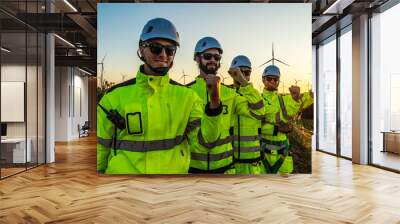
left=125, top=103, right=144, bottom=135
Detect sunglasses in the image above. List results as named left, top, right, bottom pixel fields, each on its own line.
left=202, top=53, right=222, bottom=61
left=142, top=42, right=177, bottom=56
left=264, top=76, right=279, bottom=82
left=240, top=69, right=251, bottom=76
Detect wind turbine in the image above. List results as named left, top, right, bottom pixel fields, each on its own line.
left=178, top=70, right=190, bottom=84
left=97, top=53, right=107, bottom=89
left=259, top=43, right=290, bottom=68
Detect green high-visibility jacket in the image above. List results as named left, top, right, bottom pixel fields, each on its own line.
left=230, top=87, right=263, bottom=162
left=233, top=111, right=264, bottom=174
left=261, top=90, right=313, bottom=142
left=97, top=67, right=222, bottom=174
left=260, top=89, right=313, bottom=174
left=187, top=76, right=265, bottom=172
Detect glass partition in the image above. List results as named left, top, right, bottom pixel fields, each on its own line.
left=339, top=27, right=352, bottom=159
left=370, top=3, right=400, bottom=171
left=0, top=1, right=46, bottom=179
left=317, top=35, right=337, bottom=155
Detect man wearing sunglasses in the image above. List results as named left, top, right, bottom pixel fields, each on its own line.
left=260, top=65, right=313, bottom=174
left=97, top=18, right=223, bottom=174
left=186, top=37, right=265, bottom=174
left=229, top=55, right=265, bottom=174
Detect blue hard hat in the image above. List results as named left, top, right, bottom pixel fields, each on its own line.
left=262, top=65, right=281, bottom=77
left=140, top=18, right=180, bottom=46
left=194, top=37, right=223, bottom=57
left=230, top=55, right=252, bottom=69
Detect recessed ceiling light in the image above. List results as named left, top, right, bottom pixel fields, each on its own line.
left=54, top=34, right=75, bottom=48
left=1, top=47, right=11, bottom=53
left=78, top=67, right=93, bottom=76
left=63, top=0, right=78, bottom=12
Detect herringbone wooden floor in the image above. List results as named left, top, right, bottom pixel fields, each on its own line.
left=1, top=135, right=400, bottom=224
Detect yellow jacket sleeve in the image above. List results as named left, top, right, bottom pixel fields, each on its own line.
left=301, top=91, right=314, bottom=110
left=96, top=94, right=114, bottom=173
left=234, top=83, right=265, bottom=120
left=186, top=91, right=222, bottom=148
left=261, top=97, right=279, bottom=136
left=282, top=94, right=303, bottom=119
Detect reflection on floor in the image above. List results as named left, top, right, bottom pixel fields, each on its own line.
left=373, top=150, right=400, bottom=171
left=0, top=167, right=25, bottom=177
left=0, top=135, right=399, bottom=223
left=0, top=163, right=42, bottom=178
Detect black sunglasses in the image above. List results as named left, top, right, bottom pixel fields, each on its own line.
left=142, top=42, right=177, bottom=56
left=202, top=53, right=221, bottom=61
left=264, top=76, right=279, bottom=82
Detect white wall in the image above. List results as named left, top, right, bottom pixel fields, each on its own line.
left=54, top=67, right=89, bottom=141
left=55, top=67, right=69, bottom=141
left=1, top=65, right=38, bottom=139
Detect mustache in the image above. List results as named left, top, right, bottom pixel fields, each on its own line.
left=206, top=62, right=217, bottom=66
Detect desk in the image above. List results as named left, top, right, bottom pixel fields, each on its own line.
left=381, top=131, right=400, bottom=154
left=1, top=138, right=31, bottom=163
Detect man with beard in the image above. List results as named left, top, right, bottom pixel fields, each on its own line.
left=260, top=65, right=313, bottom=174
left=186, top=37, right=265, bottom=174
left=229, top=55, right=265, bottom=174
left=97, top=18, right=223, bottom=174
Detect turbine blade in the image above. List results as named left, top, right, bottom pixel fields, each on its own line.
left=102, top=53, right=107, bottom=63
left=259, top=58, right=273, bottom=67
left=275, top=58, right=290, bottom=66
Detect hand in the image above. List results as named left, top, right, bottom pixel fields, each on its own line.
left=277, top=122, right=293, bottom=133
left=289, top=85, right=301, bottom=101
left=205, top=74, right=221, bottom=108
left=228, top=68, right=248, bottom=87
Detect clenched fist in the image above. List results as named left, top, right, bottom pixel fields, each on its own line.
left=277, top=122, right=293, bottom=133
left=289, top=85, right=301, bottom=102
left=205, top=74, right=221, bottom=108
left=228, top=67, right=248, bottom=87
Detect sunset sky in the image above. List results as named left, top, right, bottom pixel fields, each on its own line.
left=98, top=3, right=312, bottom=92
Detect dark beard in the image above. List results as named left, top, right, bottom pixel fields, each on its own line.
left=199, top=62, right=219, bottom=75
left=148, top=66, right=170, bottom=75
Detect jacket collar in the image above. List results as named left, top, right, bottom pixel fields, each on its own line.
left=195, top=75, right=205, bottom=85
left=263, top=89, right=278, bottom=96
left=136, top=65, right=170, bottom=90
